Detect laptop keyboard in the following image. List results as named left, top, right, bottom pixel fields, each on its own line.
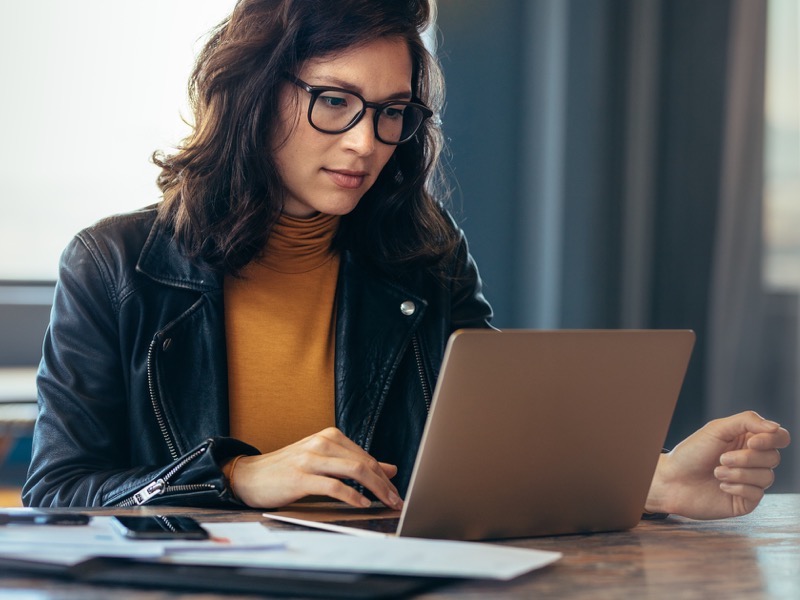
left=325, top=517, right=401, bottom=534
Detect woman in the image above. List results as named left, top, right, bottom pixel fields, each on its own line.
left=23, top=0, right=789, bottom=520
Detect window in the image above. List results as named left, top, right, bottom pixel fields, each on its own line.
left=0, top=1, right=236, bottom=280
left=764, top=0, right=800, bottom=289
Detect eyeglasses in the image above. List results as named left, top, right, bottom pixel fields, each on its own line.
left=284, top=74, right=433, bottom=145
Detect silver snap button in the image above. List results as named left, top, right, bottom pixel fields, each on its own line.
left=400, top=301, right=416, bottom=316
left=162, top=338, right=172, bottom=351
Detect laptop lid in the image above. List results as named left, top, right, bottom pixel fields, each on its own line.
left=395, top=329, right=694, bottom=540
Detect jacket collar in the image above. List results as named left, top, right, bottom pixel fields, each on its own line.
left=136, top=217, right=223, bottom=292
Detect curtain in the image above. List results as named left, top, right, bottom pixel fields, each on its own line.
left=706, top=0, right=799, bottom=491
left=437, top=0, right=797, bottom=491
left=705, top=0, right=768, bottom=421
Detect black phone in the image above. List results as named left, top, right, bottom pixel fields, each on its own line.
left=111, top=515, right=209, bottom=540
left=0, top=511, right=90, bottom=526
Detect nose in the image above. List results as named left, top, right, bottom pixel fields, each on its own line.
left=341, top=110, right=376, bottom=155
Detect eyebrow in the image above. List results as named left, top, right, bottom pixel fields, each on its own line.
left=307, top=75, right=413, bottom=101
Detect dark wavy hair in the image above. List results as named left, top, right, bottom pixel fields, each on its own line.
left=154, top=0, right=457, bottom=277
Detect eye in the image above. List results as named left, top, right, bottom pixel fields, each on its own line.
left=319, top=93, right=349, bottom=109
left=382, top=105, right=405, bottom=120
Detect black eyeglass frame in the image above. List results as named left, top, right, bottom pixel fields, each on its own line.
left=284, top=74, right=433, bottom=145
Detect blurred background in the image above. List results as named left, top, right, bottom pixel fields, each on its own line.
left=0, top=0, right=797, bottom=505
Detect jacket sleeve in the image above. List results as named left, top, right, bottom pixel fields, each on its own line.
left=448, top=227, right=495, bottom=331
left=22, top=233, right=258, bottom=508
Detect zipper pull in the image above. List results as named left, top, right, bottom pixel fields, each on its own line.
left=132, top=478, right=166, bottom=505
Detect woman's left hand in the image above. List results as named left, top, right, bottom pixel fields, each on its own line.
left=644, top=411, right=791, bottom=520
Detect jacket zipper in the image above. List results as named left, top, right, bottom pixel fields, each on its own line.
left=353, top=333, right=430, bottom=496
left=360, top=333, right=431, bottom=458
left=411, top=334, right=432, bottom=413
left=147, top=337, right=178, bottom=461
left=115, top=445, right=214, bottom=507
left=114, top=339, right=215, bottom=507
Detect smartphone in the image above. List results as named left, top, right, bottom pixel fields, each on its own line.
left=111, top=515, right=209, bottom=540
left=0, top=511, right=90, bottom=526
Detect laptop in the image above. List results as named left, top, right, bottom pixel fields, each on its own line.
left=263, top=329, right=695, bottom=541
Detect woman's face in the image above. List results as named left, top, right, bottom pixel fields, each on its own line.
left=273, top=36, right=413, bottom=218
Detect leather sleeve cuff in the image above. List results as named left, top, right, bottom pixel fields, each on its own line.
left=641, top=448, right=671, bottom=520
left=641, top=511, right=670, bottom=520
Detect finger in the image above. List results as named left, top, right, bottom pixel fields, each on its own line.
left=301, top=430, right=400, bottom=487
left=309, top=430, right=400, bottom=482
left=311, top=455, right=403, bottom=510
left=297, top=453, right=403, bottom=510
left=306, top=474, right=375, bottom=508
left=714, top=465, right=776, bottom=490
left=718, top=481, right=766, bottom=511
left=379, top=462, right=398, bottom=478
left=312, top=430, right=402, bottom=497
left=720, top=448, right=781, bottom=469
left=746, top=427, right=791, bottom=451
left=705, top=411, right=783, bottom=442
left=294, top=429, right=402, bottom=508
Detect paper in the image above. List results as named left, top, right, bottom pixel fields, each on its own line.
left=0, top=516, right=561, bottom=580
left=166, top=530, right=562, bottom=580
left=0, top=517, right=283, bottom=565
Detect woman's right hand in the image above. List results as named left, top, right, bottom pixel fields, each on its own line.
left=227, top=427, right=403, bottom=510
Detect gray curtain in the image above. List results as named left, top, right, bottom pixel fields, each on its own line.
left=437, top=0, right=798, bottom=491
left=706, top=0, right=799, bottom=491
left=705, top=0, right=768, bottom=422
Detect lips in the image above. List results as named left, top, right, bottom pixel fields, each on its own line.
left=324, top=168, right=368, bottom=189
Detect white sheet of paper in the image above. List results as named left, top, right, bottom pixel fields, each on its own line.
left=165, top=530, right=562, bottom=580
left=0, top=518, right=283, bottom=565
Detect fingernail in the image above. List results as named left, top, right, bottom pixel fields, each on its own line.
left=360, top=497, right=371, bottom=508
left=765, top=420, right=781, bottom=428
left=720, top=453, right=734, bottom=466
left=714, top=466, right=729, bottom=479
left=388, top=492, right=401, bottom=508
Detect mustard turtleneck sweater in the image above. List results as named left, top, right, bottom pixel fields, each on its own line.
left=224, top=212, right=340, bottom=454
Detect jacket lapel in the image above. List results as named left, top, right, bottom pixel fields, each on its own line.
left=135, top=218, right=229, bottom=454
left=136, top=218, right=223, bottom=293
left=335, top=252, right=427, bottom=450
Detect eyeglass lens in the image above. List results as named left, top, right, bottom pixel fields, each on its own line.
left=311, top=90, right=425, bottom=144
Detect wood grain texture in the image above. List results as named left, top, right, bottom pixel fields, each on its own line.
left=0, top=494, right=797, bottom=599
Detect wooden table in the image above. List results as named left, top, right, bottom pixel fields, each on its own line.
left=0, top=494, right=797, bottom=598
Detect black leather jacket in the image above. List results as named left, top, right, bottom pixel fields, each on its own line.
left=23, top=207, right=492, bottom=508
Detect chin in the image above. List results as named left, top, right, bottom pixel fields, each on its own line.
left=282, top=196, right=362, bottom=218
left=315, top=194, right=365, bottom=216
